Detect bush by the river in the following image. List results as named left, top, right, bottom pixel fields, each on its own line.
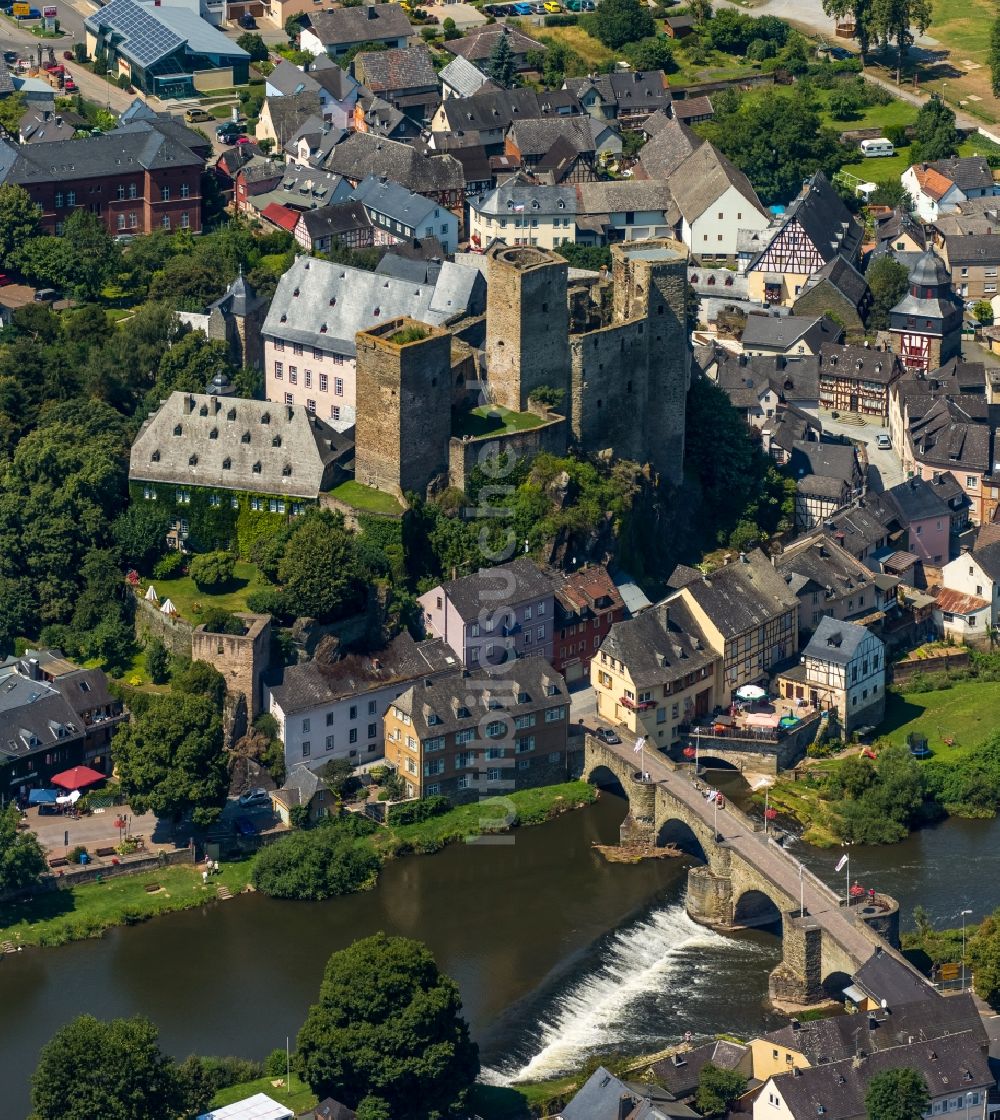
left=251, top=815, right=380, bottom=901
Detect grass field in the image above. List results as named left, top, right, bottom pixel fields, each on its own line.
left=878, top=679, right=1000, bottom=763
left=148, top=561, right=266, bottom=621
left=839, top=138, right=997, bottom=182
left=813, top=87, right=918, bottom=133
left=328, top=479, right=404, bottom=515
left=0, top=860, right=253, bottom=949
left=211, top=1075, right=317, bottom=1113
left=453, top=405, right=545, bottom=439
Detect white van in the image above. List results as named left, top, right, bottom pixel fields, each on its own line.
left=860, top=137, right=895, bottom=158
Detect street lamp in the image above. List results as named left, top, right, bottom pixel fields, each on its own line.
left=961, top=909, right=973, bottom=989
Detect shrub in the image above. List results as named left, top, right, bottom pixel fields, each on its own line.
left=251, top=818, right=381, bottom=900
left=145, top=638, right=170, bottom=685
left=152, top=552, right=185, bottom=581
left=246, top=587, right=288, bottom=618
left=388, top=794, right=452, bottom=826
left=67, top=846, right=89, bottom=865
left=199, top=608, right=246, bottom=635
left=188, top=551, right=235, bottom=592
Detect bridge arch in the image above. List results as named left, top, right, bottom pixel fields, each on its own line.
left=732, top=888, right=783, bottom=932
left=586, top=763, right=627, bottom=798
left=656, top=817, right=708, bottom=862
left=695, top=756, right=740, bottom=772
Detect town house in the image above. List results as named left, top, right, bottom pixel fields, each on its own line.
left=300, top=5, right=411, bottom=58
left=940, top=540, right=1000, bottom=632
left=552, top=565, right=625, bottom=684
left=383, top=659, right=570, bottom=803
left=817, top=343, right=903, bottom=421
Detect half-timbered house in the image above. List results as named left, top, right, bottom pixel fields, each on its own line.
left=888, top=251, right=963, bottom=374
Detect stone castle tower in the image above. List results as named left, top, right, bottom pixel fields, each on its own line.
left=206, top=271, right=268, bottom=371
left=354, top=318, right=453, bottom=501
left=485, top=247, right=571, bottom=412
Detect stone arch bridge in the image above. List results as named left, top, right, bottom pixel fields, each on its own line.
left=583, top=736, right=905, bottom=1007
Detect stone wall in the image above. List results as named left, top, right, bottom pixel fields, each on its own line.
left=485, top=247, right=570, bottom=412
left=191, top=613, right=271, bottom=719
left=690, top=712, right=821, bottom=775
left=570, top=318, right=649, bottom=462
left=891, top=649, right=970, bottom=683
left=448, top=416, right=568, bottom=492
left=135, top=595, right=195, bottom=658
left=354, top=319, right=453, bottom=501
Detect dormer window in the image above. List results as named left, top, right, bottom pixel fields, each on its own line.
left=173, top=423, right=182, bottom=436
left=252, top=461, right=262, bottom=473
left=151, top=450, right=160, bottom=462
left=188, top=454, right=198, bottom=466
left=227, top=408, right=237, bottom=421
left=280, top=313, right=287, bottom=322
left=329, top=297, right=336, bottom=306
left=199, top=404, right=208, bottom=416
left=210, top=428, right=218, bottom=439
left=293, top=288, right=300, bottom=297
left=282, top=463, right=292, bottom=476
left=261, top=412, right=270, bottom=424
left=272, top=435, right=282, bottom=448
left=320, top=323, right=328, bottom=333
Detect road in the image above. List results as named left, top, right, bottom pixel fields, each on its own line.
left=816, top=411, right=905, bottom=494
left=600, top=737, right=881, bottom=966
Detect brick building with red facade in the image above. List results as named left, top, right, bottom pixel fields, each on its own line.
left=1, top=118, right=209, bottom=237
left=552, top=565, right=626, bottom=683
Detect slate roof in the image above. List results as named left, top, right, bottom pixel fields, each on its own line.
left=18, top=107, right=87, bottom=144
left=770, top=1031, right=991, bottom=1120
left=672, top=95, right=713, bottom=122
left=262, top=91, right=323, bottom=144
left=882, top=476, right=950, bottom=524
left=353, top=45, right=438, bottom=93
left=637, top=116, right=703, bottom=179
left=445, top=23, right=545, bottom=63
left=742, top=314, right=840, bottom=353
left=130, top=392, right=346, bottom=499
left=644, top=1040, right=746, bottom=1100
left=508, top=116, right=594, bottom=159
left=776, top=531, right=876, bottom=600
left=0, top=661, right=88, bottom=763
left=908, top=398, right=992, bottom=473
left=802, top=616, right=872, bottom=663
left=789, top=440, right=858, bottom=486
left=246, top=161, right=345, bottom=211
left=321, top=132, right=464, bottom=194
left=267, top=59, right=323, bottom=98
left=471, top=173, right=576, bottom=217
left=559, top=1066, right=698, bottom=1120
left=269, top=632, right=458, bottom=714
left=678, top=549, right=797, bottom=640
left=930, top=155, right=995, bottom=194
left=435, top=557, right=556, bottom=622
left=566, top=70, right=670, bottom=114
left=297, top=200, right=372, bottom=240
left=4, top=118, right=204, bottom=185
left=599, top=601, right=715, bottom=688
left=943, top=233, right=1000, bottom=265
left=802, top=255, right=870, bottom=309
left=349, top=173, right=449, bottom=229
left=438, top=87, right=575, bottom=133
left=299, top=1100, right=357, bottom=1120
left=440, top=55, right=492, bottom=99
left=309, top=54, right=359, bottom=100
left=711, top=350, right=821, bottom=406
left=855, top=947, right=941, bottom=1007
left=262, top=254, right=482, bottom=357
left=306, top=4, right=411, bottom=48
left=797, top=474, right=849, bottom=499
left=394, top=657, right=567, bottom=739
left=818, top=342, right=902, bottom=384
left=749, top=171, right=862, bottom=272
left=971, top=539, right=1000, bottom=582
left=0, top=59, right=14, bottom=97
left=666, top=140, right=765, bottom=224
left=825, top=505, right=892, bottom=557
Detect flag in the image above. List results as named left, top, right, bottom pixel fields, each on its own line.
left=633, top=736, right=645, bottom=754
left=513, top=203, right=525, bottom=212
left=835, top=854, right=848, bottom=873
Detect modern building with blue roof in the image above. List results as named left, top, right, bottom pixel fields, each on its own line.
left=85, top=0, right=249, bottom=97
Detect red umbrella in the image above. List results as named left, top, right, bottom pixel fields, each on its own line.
left=765, top=808, right=778, bottom=821
left=50, top=765, right=105, bottom=791
left=682, top=747, right=697, bottom=759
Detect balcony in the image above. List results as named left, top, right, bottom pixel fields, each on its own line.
left=620, top=696, right=656, bottom=712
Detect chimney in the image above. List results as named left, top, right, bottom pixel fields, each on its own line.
left=366, top=4, right=377, bottom=16
left=27, top=658, right=39, bottom=681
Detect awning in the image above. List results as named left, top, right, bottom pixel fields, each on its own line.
left=27, top=788, right=59, bottom=805
left=842, top=984, right=867, bottom=1004
left=50, top=765, right=105, bottom=791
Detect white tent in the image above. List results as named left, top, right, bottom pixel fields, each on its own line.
left=55, top=790, right=81, bottom=805
left=159, top=598, right=177, bottom=616
left=144, top=585, right=159, bottom=604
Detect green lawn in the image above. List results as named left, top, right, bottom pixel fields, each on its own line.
left=814, top=87, right=918, bottom=133
left=453, top=406, right=545, bottom=439
left=0, top=860, right=253, bottom=949
left=878, top=679, right=1000, bottom=763
left=839, top=138, right=996, bottom=184
left=328, top=480, right=404, bottom=516
left=211, top=1075, right=317, bottom=1113
left=148, top=561, right=266, bottom=622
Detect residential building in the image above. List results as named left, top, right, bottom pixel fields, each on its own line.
left=300, top=5, right=411, bottom=58
left=874, top=208, right=927, bottom=256
left=667, top=140, right=770, bottom=265
left=644, top=1040, right=750, bottom=1102
left=266, top=631, right=459, bottom=773
left=816, top=342, right=903, bottom=420
left=292, top=200, right=374, bottom=254
left=84, top=0, right=249, bottom=96
left=256, top=90, right=322, bottom=148
left=552, top=565, right=625, bottom=683
left=0, top=651, right=125, bottom=802
left=824, top=504, right=894, bottom=563
left=934, top=586, right=992, bottom=645
left=1, top=119, right=206, bottom=236
left=670, top=549, right=799, bottom=696
left=129, top=390, right=351, bottom=551
left=431, top=87, right=583, bottom=154
left=348, top=174, right=459, bottom=253
left=775, top=531, right=887, bottom=644
left=637, top=115, right=702, bottom=180
left=902, top=155, right=998, bottom=223
left=760, top=402, right=822, bottom=464
left=888, top=357, right=988, bottom=458
left=468, top=175, right=577, bottom=250
left=888, top=251, right=963, bottom=374
left=352, top=91, right=419, bottom=141
left=593, top=601, right=719, bottom=747
left=671, top=95, right=714, bottom=126
left=754, top=1032, right=990, bottom=1120
left=319, top=132, right=465, bottom=208
left=261, top=254, right=483, bottom=429
left=940, top=234, right=1000, bottom=300
left=941, top=540, right=1000, bottom=629
left=573, top=180, right=676, bottom=245
left=351, top=46, right=439, bottom=125
left=565, top=71, right=671, bottom=128
left=18, top=107, right=87, bottom=144
left=443, top=24, right=545, bottom=73
left=741, top=314, right=842, bottom=359
left=440, top=55, right=493, bottom=101
left=556, top=1066, right=698, bottom=1120
left=746, top=171, right=863, bottom=305
left=235, top=160, right=346, bottom=220
left=265, top=57, right=360, bottom=131
left=707, top=350, right=821, bottom=426
left=878, top=476, right=952, bottom=567
left=505, top=117, right=598, bottom=184
left=418, top=557, right=558, bottom=668
left=792, top=256, right=871, bottom=338
left=789, top=441, right=861, bottom=529
left=384, top=659, right=570, bottom=803
left=269, top=764, right=337, bottom=827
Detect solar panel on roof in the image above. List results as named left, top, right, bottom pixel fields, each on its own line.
left=91, top=0, right=184, bottom=68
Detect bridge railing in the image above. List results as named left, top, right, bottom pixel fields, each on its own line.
left=766, top=836, right=844, bottom=907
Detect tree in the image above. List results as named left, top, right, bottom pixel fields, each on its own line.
left=870, top=180, right=911, bottom=210
left=30, top=1014, right=187, bottom=1120
left=867, top=255, right=909, bottom=331
left=624, top=36, right=675, bottom=72
left=251, top=816, right=380, bottom=899
left=969, top=909, right=1000, bottom=1009
left=296, top=934, right=479, bottom=1117
left=0, top=91, right=27, bottom=138
left=61, top=210, right=121, bottom=301
left=172, top=660, right=227, bottom=708
left=487, top=29, right=515, bottom=87
left=0, top=183, right=41, bottom=265
left=865, top=1069, right=930, bottom=1120
left=111, top=503, right=171, bottom=572
left=285, top=11, right=306, bottom=39
left=912, top=95, right=958, bottom=160
left=237, top=31, right=269, bottom=61
left=112, top=692, right=226, bottom=823
left=145, top=638, right=170, bottom=685
left=991, top=13, right=1000, bottom=98
left=695, top=1064, right=748, bottom=1116
left=828, top=86, right=863, bottom=120
left=591, top=0, right=654, bottom=49
left=973, top=299, right=994, bottom=325
left=276, top=510, right=364, bottom=622
left=147, top=256, right=225, bottom=308
left=189, top=550, right=236, bottom=591
left=869, top=0, right=932, bottom=61
left=0, top=804, right=46, bottom=893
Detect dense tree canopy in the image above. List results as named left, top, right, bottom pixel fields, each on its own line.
left=696, top=1064, right=748, bottom=1116
left=865, top=1068, right=930, bottom=1120
left=296, top=934, right=479, bottom=1117
left=0, top=183, right=41, bottom=265
left=272, top=510, right=366, bottom=622
left=867, top=256, right=910, bottom=331
left=911, top=96, right=959, bottom=161
left=252, top=815, right=380, bottom=900
left=589, top=0, right=654, bottom=49
left=0, top=804, right=46, bottom=894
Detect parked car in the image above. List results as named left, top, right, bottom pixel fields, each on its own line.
left=595, top=727, right=622, bottom=745
left=238, top=787, right=270, bottom=808
left=2, top=50, right=17, bottom=64
left=875, top=434, right=892, bottom=450
left=235, top=816, right=259, bottom=837
left=0, top=273, right=11, bottom=288
left=185, top=107, right=214, bottom=123
left=63, top=50, right=74, bottom=61
left=63, top=74, right=77, bottom=92
left=513, top=3, right=533, bottom=13
left=34, top=287, right=57, bottom=302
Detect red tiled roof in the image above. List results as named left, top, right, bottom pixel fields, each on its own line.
left=261, top=202, right=299, bottom=233
left=935, top=587, right=990, bottom=615
left=911, top=165, right=956, bottom=202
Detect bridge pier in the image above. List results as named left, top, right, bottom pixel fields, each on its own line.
left=619, top=771, right=657, bottom=847
left=768, top=918, right=825, bottom=1007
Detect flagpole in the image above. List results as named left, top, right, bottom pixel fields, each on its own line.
left=846, top=854, right=850, bottom=907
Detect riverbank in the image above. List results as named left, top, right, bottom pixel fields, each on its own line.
left=0, top=781, right=598, bottom=952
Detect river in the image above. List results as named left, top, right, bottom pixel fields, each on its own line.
left=2, top=790, right=1000, bottom=1119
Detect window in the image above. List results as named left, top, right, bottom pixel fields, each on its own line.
left=537, top=626, right=545, bottom=640
left=209, top=494, right=221, bottom=508
left=289, top=367, right=298, bottom=384
left=302, top=718, right=311, bottom=733
left=274, top=340, right=284, bottom=352
left=967, top=476, right=979, bottom=488
left=304, top=370, right=312, bottom=388
left=162, top=215, right=170, bottom=230
left=117, top=214, right=125, bottom=230
left=307, top=399, right=316, bottom=412
left=545, top=706, right=566, bottom=722
left=302, top=741, right=311, bottom=757
left=231, top=496, right=239, bottom=509
left=274, top=362, right=283, bottom=380
left=516, top=736, right=535, bottom=753
left=367, top=723, right=377, bottom=739
left=326, top=735, right=335, bottom=751
left=66, top=190, right=76, bottom=206
left=128, top=182, right=137, bottom=200
left=335, top=377, right=344, bottom=396
left=538, top=602, right=546, bottom=616
left=268, top=499, right=286, bottom=514
left=292, top=343, right=303, bottom=356
left=423, top=758, right=445, bottom=776
left=368, top=700, right=376, bottom=715
left=326, top=712, right=334, bottom=726
left=55, top=192, right=63, bottom=208
left=285, top=393, right=294, bottom=405
left=143, top=486, right=156, bottom=500
left=514, top=714, right=535, bottom=729
left=485, top=747, right=506, bottom=760
left=250, top=497, right=261, bottom=511
left=161, top=187, right=170, bottom=202
left=486, top=720, right=506, bottom=737
left=331, top=406, right=340, bottom=421
left=180, top=213, right=189, bottom=229
left=487, top=768, right=503, bottom=781
left=319, top=373, right=328, bottom=392
left=455, top=728, right=476, bottom=744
